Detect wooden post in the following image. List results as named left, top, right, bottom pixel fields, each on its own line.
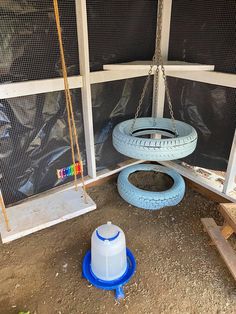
left=152, top=0, right=172, bottom=118
left=75, top=0, right=97, bottom=179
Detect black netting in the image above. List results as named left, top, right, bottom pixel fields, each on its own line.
left=166, top=0, right=236, bottom=171
left=0, top=0, right=79, bottom=83
left=0, top=89, right=86, bottom=206
left=92, top=77, right=153, bottom=170
left=87, top=0, right=157, bottom=71
left=169, top=0, right=236, bottom=73
left=164, top=78, right=236, bottom=171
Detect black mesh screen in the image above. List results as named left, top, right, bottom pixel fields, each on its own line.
left=166, top=0, right=236, bottom=171
left=87, top=0, right=157, bottom=71
left=164, top=78, right=236, bottom=171
left=169, top=0, right=236, bottom=73
left=92, top=77, right=153, bottom=170
left=0, top=89, right=86, bottom=206
left=0, top=0, right=79, bottom=83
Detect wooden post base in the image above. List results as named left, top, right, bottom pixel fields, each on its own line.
left=201, top=203, right=236, bottom=281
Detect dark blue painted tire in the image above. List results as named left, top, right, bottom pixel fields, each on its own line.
left=117, top=164, right=185, bottom=210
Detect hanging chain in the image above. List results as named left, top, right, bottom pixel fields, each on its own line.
left=130, top=0, right=178, bottom=136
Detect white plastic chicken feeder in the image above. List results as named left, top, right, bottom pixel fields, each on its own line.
left=82, top=222, right=136, bottom=299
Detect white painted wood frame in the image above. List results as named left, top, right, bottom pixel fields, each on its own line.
left=152, top=0, right=172, bottom=118
left=0, top=0, right=235, bottom=216
left=75, top=0, right=96, bottom=179
left=223, top=130, right=236, bottom=195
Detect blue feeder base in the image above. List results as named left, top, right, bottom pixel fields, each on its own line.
left=82, top=248, right=136, bottom=299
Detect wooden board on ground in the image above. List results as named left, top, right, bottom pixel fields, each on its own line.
left=220, top=203, right=236, bottom=233
left=201, top=217, right=236, bottom=281
left=0, top=187, right=96, bottom=243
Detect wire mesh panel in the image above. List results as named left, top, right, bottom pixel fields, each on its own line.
left=0, top=89, right=86, bottom=206
left=169, top=0, right=236, bottom=73
left=92, top=77, right=153, bottom=170
left=87, top=0, right=157, bottom=71
left=166, top=0, right=236, bottom=172
left=164, top=78, right=236, bottom=171
left=0, top=0, right=79, bottom=83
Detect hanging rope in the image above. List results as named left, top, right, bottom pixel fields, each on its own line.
left=53, top=0, right=87, bottom=202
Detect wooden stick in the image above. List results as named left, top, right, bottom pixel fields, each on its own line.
left=0, top=193, right=11, bottom=232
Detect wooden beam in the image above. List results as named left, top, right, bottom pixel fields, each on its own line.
left=0, top=76, right=83, bottom=99
left=75, top=0, right=96, bottom=178
left=186, top=179, right=229, bottom=203
left=201, top=218, right=236, bottom=281
left=103, top=61, right=215, bottom=72
left=221, top=223, right=234, bottom=240
left=159, top=160, right=235, bottom=202
left=167, top=71, right=236, bottom=89
left=220, top=203, right=236, bottom=233
left=90, top=69, right=150, bottom=84
left=223, top=130, right=236, bottom=194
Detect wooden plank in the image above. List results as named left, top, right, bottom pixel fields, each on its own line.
left=75, top=0, right=96, bottom=179
left=201, top=218, right=236, bottom=281
left=103, top=61, right=215, bottom=72
left=0, top=76, right=83, bottom=99
left=0, top=187, right=96, bottom=243
left=90, top=69, right=151, bottom=84
left=159, top=0, right=172, bottom=61
left=220, top=203, right=236, bottom=233
left=167, top=71, right=236, bottom=89
left=186, top=179, right=229, bottom=203
left=159, top=161, right=236, bottom=202
left=221, top=223, right=234, bottom=239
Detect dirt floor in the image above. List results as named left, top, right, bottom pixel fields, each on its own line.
left=1, top=174, right=236, bottom=314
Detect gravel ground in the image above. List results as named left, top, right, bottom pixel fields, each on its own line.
left=0, top=174, right=236, bottom=314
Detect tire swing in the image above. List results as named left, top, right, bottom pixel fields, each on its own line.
left=112, top=0, right=197, bottom=210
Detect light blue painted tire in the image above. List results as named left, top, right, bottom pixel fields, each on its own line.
left=117, top=164, right=185, bottom=210
left=112, top=117, right=198, bottom=161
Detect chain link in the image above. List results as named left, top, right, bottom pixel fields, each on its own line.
left=130, top=0, right=178, bottom=136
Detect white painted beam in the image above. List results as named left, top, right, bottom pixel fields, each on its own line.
left=90, top=69, right=151, bottom=84
left=223, top=130, right=236, bottom=194
left=103, top=61, right=215, bottom=72
left=167, top=71, right=236, bottom=89
left=153, top=0, right=172, bottom=119
left=75, top=0, right=96, bottom=179
left=0, top=76, right=83, bottom=99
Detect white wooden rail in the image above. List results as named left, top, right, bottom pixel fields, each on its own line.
left=76, top=0, right=96, bottom=179
left=223, top=130, right=236, bottom=195
left=0, top=0, right=235, bottom=241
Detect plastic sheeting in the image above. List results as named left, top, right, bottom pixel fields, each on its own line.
left=92, top=77, right=153, bottom=170
left=0, top=0, right=79, bottom=83
left=164, top=79, right=236, bottom=171
left=0, top=90, right=86, bottom=206
left=166, top=0, right=236, bottom=170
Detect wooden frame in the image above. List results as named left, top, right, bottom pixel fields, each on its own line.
left=0, top=0, right=235, bottom=241
left=201, top=203, right=236, bottom=281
